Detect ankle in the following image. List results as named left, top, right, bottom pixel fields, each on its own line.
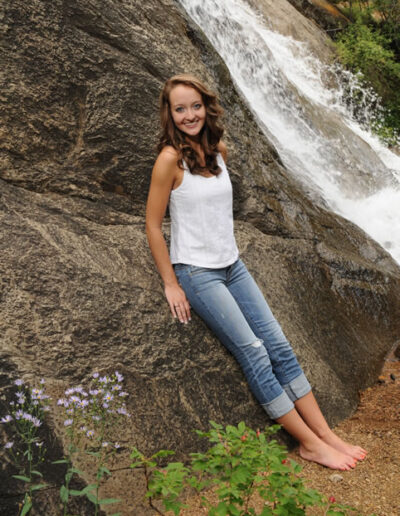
left=313, top=426, right=333, bottom=440
left=299, top=433, right=324, bottom=452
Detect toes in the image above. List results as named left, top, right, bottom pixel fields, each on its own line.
left=353, top=448, right=367, bottom=460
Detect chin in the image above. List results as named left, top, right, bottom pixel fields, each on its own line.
left=182, top=125, right=205, bottom=138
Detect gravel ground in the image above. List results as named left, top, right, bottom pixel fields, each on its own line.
left=175, top=357, right=400, bottom=516
left=294, top=357, right=400, bottom=516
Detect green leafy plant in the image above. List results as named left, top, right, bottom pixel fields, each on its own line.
left=130, top=421, right=361, bottom=516
left=333, top=2, right=400, bottom=144
left=130, top=448, right=188, bottom=515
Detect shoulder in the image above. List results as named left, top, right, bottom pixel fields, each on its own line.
left=151, top=146, right=181, bottom=190
left=217, top=141, right=228, bottom=163
left=154, top=146, right=180, bottom=173
left=157, top=145, right=180, bottom=166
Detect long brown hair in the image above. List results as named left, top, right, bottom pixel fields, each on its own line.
left=158, top=74, right=224, bottom=176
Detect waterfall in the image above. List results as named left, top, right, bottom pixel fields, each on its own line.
left=177, top=0, right=400, bottom=264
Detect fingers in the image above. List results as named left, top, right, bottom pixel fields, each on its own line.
left=165, top=284, right=191, bottom=324
left=172, top=300, right=191, bottom=324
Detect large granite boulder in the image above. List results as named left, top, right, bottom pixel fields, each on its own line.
left=1, top=0, right=399, bottom=513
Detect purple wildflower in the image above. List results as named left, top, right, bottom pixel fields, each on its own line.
left=31, top=417, right=41, bottom=428
left=14, top=410, right=23, bottom=420
left=86, top=430, right=94, bottom=438
left=101, top=442, right=109, bottom=447
left=115, top=371, right=124, bottom=382
left=93, top=372, right=99, bottom=379
left=5, top=442, right=14, bottom=449
left=16, top=392, right=26, bottom=404
left=119, top=392, right=128, bottom=397
left=0, top=415, right=13, bottom=423
left=40, top=378, right=45, bottom=384
left=114, top=443, right=121, bottom=449
left=31, top=389, right=48, bottom=401
left=14, top=379, right=24, bottom=386
left=64, top=419, right=73, bottom=427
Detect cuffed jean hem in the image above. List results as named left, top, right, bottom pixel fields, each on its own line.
left=261, top=391, right=294, bottom=419
left=282, top=372, right=312, bottom=403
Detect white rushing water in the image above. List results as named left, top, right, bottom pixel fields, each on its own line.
left=178, top=0, right=400, bottom=264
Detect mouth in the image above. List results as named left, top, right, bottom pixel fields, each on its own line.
left=184, top=121, right=199, bottom=128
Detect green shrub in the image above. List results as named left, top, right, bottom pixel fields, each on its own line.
left=335, top=17, right=400, bottom=144
left=131, top=421, right=365, bottom=516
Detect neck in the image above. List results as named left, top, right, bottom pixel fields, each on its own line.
left=185, top=138, right=203, bottom=155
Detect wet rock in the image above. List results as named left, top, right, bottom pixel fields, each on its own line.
left=286, top=0, right=349, bottom=33
left=246, top=0, right=337, bottom=62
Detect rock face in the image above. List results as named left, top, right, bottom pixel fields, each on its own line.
left=286, top=0, right=349, bottom=32
left=1, top=0, right=400, bottom=513
left=246, top=0, right=337, bottom=62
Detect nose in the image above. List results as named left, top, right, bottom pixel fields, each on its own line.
left=185, top=108, right=196, bottom=120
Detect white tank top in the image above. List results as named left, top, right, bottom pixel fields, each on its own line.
left=169, top=153, right=239, bottom=268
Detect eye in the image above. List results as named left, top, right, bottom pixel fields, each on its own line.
left=194, top=103, right=202, bottom=109
left=175, top=107, right=184, bottom=113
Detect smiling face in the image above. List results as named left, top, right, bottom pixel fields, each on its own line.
left=169, top=84, right=206, bottom=139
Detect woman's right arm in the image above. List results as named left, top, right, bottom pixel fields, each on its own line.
left=145, top=148, right=191, bottom=324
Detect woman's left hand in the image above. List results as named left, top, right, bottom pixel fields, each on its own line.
left=165, top=283, right=191, bottom=324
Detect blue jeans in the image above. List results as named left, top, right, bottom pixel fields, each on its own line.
left=173, top=258, right=311, bottom=419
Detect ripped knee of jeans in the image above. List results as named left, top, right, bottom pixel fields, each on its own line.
left=251, top=338, right=263, bottom=348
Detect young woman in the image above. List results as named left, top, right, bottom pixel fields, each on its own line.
left=145, top=73, right=366, bottom=470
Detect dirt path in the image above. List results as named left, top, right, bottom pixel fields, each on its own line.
left=292, top=357, right=400, bottom=515
left=177, top=356, right=400, bottom=516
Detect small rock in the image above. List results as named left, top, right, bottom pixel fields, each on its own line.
left=390, top=373, right=396, bottom=381
left=329, top=473, right=344, bottom=483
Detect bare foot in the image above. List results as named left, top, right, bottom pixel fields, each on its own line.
left=320, top=430, right=367, bottom=461
left=299, top=440, right=357, bottom=470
